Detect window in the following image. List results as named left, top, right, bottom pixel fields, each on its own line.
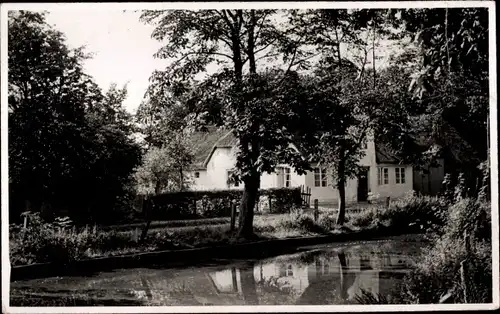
left=378, top=167, right=389, bottom=185
left=194, top=172, right=200, bottom=178
left=286, top=265, right=294, bottom=277
left=314, top=168, right=327, bottom=187
left=395, top=167, right=406, bottom=184
left=227, top=170, right=239, bottom=187
left=361, top=140, right=368, bottom=149
left=284, top=168, right=291, bottom=187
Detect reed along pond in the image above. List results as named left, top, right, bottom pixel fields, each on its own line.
left=10, top=235, right=427, bottom=306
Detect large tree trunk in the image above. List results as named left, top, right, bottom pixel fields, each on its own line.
left=237, top=171, right=260, bottom=239
left=336, top=154, right=347, bottom=225
left=336, top=178, right=347, bottom=225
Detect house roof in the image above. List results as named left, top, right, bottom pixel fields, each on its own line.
left=188, top=127, right=237, bottom=170
left=188, top=127, right=411, bottom=170
left=374, top=142, right=404, bottom=165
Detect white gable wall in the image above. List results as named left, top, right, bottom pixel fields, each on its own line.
left=187, top=170, right=210, bottom=191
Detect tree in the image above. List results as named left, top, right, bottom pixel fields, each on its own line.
left=134, top=132, right=194, bottom=195
left=81, top=84, right=142, bottom=223
left=382, top=8, right=490, bottom=195
left=290, top=9, right=397, bottom=225
left=8, top=11, right=141, bottom=223
left=140, top=9, right=314, bottom=238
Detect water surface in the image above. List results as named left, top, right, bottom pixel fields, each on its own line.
left=10, top=235, right=426, bottom=306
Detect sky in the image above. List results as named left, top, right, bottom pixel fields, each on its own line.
left=45, top=10, right=167, bottom=114
left=43, top=9, right=407, bottom=115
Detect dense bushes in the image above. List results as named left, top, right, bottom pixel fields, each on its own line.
left=9, top=213, right=147, bottom=266
left=145, top=187, right=302, bottom=220
left=344, top=193, right=450, bottom=233
left=400, top=199, right=492, bottom=304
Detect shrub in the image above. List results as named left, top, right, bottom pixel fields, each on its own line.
left=10, top=213, right=138, bottom=266
left=318, top=214, right=338, bottom=230
left=275, top=210, right=327, bottom=234
left=401, top=236, right=492, bottom=304
left=146, top=187, right=301, bottom=220
left=445, top=198, right=491, bottom=242
left=400, top=197, right=492, bottom=304
left=346, top=208, right=380, bottom=228
left=261, top=188, right=303, bottom=214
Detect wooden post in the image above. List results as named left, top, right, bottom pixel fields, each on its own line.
left=134, top=227, right=140, bottom=243
left=385, top=196, right=390, bottom=209
left=23, top=215, right=28, bottom=229
left=306, top=186, right=309, bottom=208
left=461, top=230, right=470, bottom=303
left=314, top=199, right=319, bottom=222
left=230, top=202, right=237, bottom=232
left=460, top=260, right=468, bottom=303
left=268, top=196, right=272, bottom=213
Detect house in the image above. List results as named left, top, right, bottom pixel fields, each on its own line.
left=186, top=128, right=414, bottom=205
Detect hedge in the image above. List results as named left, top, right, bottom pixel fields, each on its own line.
left=140, top=187, right=302, bottom=220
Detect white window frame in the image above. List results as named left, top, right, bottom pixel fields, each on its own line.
left=284, top=167, right=291, bottom=188
left=378, top=167, right=389, bottom=185
left=395, top=167, right=406, bottom=184
left=314, top=168, right=327, bottom=187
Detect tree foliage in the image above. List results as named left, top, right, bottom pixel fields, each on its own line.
left=8, top=11, right=141, bottom=224
left=134, top=132, right=194, bottom=195
left=380, top=8, right=489, bottom=192
left=140, top=9, right=315, bottom=237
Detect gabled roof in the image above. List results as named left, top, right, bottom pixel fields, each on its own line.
left=375, top=142, right=404, bottom=164
left=189, top=127, right=237, bottom=170
left=189, top=127, right=412, bottom=170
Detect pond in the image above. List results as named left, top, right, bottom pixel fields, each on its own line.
left=10, top=235, right=427, bottom=306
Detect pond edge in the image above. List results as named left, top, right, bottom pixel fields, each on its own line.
left=9, top=226, right=426, bottom=281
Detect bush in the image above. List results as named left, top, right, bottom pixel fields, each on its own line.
left=261, top=188, right=303, bottom=214
left=387, top=194, right=449, bottom=232
left=317, top=214, right=338, bottom=230
left=146, top=187, right=302, bottom=220
left=344, top=194, right=449, bottom=233
left=346, top=207, right=381, bottom=228
left=445, top=198, right=491, bottom=242
left=9, top=213, right=139, bottom=266
left=275, top=210, right=327, bottom=234
left=401, top=236, right=492, bottom=304
left=400, top=198, right=492, bottom=304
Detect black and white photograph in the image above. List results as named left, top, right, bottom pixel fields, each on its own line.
left=1, top=1, right=498, bottom=312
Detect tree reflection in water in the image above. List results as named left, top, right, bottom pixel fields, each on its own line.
left=239, top=264, right=259, bottom=305
left=296, top=251, right=358, bottom=305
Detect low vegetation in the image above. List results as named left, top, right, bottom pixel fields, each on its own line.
left=400, top=198, right=492, bottom=304
left=9, top=193, right=445, bottom=267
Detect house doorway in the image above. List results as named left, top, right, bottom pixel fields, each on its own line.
left=357, top=167, right=369, bottom=202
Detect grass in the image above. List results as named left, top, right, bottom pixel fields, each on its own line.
left=8, top=194, right=455, bottom=267
left=101, top=217, right=232, bottom=232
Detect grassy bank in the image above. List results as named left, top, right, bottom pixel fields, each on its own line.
left=8, top=194, right=457, bottom=267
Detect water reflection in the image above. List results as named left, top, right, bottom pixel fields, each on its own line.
left=10, top=239, right=423, bottom=306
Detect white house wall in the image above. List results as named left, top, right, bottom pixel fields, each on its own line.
left=374, top=164, right=413, bottom=199
left=187, top=170, right=211, bottom=191
left=187, top=136, right=413, bottom=202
